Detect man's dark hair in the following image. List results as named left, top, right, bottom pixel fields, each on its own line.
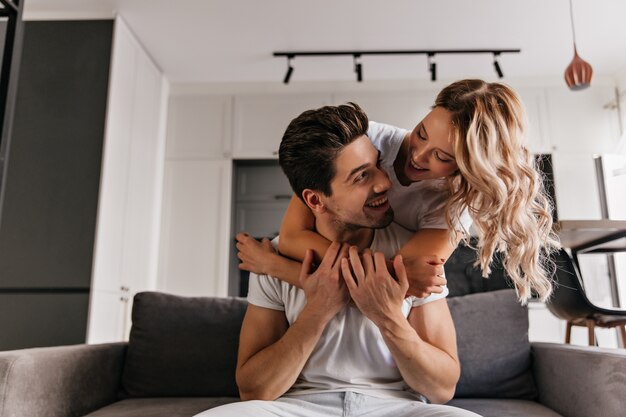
left=278, top=102, right=368, bottom=199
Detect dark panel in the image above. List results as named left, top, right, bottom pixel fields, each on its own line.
left=0, top=293, right=89, bottom=350
left=0, top=20, right=113, bottom=288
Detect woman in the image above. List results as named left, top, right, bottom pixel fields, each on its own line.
left=237, top=79, right=560, bottom=304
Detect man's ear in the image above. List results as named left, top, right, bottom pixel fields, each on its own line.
left=301, top=189, right=326, bottom=213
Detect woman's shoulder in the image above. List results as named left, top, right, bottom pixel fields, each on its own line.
left=368, top=121, right=409, bottom=169
left=368, top=121, right=408, bottom=149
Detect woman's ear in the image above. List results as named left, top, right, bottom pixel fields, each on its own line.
left=301, top=189, right=325, bottom=213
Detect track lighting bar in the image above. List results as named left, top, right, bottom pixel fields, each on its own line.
left=274, top=49, right=520, bottom=57
left=275, top=48, right=520, bottom=83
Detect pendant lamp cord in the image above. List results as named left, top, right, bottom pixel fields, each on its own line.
left=569, top=0, right=577, bottom=48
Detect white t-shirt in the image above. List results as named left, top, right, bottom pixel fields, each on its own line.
left=247, top=223, right=448, bottom=401
left=367, top=121, right=473, bottom=232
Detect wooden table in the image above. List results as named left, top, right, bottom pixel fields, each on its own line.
left=557, top=220, right=626, bottom=254
left=557, top=220, right=626, bottom=309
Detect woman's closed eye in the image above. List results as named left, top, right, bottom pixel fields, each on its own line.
left=434, top=150, right=453, bottom=163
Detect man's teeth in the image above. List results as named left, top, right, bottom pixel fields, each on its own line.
left=367, top=196, right=388, bottom=207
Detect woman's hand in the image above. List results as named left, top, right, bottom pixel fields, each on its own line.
left=341, top=247, right=409, bottom=326
left=236, top=233, right=277, bottom=275
left=403, top=255, right=447, bottom=298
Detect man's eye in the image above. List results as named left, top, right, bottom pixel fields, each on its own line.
left=355, top=172, right=368, bottom=182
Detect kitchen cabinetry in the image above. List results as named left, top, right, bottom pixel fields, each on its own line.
left=156, top=92, right=234, bottom=298
left=233, top=161, right=292, bottom=238
left=166, top=95, right=233, bottom=159
left=157, top=160, right=232, bottom=297
left=232, top=94, right=331, bottom=158
left=333, top=90, right=435, bottom=131
left=88, top=17, right=168, bottom=343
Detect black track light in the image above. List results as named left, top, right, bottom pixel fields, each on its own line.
left=283, top=56, right=294, bottom=84
left=493, top=53, right=504, bottom=78
left=273, top=49, right=521, bottom=84
left=353, top=54, right=362, bottom=82
left=428, top=53, right=436, bottom=82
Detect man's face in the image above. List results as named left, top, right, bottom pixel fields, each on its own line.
left=319, top=135, right=393, bottom=230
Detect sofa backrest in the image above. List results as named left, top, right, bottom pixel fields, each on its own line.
left=120, top=292, right=246, bottom=398
left=120, top=289, right=534, bottom=400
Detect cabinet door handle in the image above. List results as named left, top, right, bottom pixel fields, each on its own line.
left=274, top=195, right=292, bottom=200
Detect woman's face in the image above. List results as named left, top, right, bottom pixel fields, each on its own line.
left=402, top=106, right=459, bottom=182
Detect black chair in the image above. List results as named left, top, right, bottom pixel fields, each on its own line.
left=547, top=249, right=626, bottom=347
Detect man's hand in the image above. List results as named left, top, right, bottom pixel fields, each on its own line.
left=299, top=242, right=350, bottom=322
left=403, top=255, right=447, bottom=298
left=236, top=233, right=276, bottom=275
left=341, top=247, right=409, bottom=326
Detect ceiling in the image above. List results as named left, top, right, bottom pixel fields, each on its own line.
left=23, top=0, right=626, bottom=84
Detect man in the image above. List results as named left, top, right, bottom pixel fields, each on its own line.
left=195, top=103, right=479, bottom=417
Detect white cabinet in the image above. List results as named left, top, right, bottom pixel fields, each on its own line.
left=157, top=160, right=232, bottom=297
left=232, top=94, right=331, bottom=158
left=333, top=90, right=436, bottom=132
left=88, top=17, right=168, bottom=343
left=166, top=95, right=233, bottom=159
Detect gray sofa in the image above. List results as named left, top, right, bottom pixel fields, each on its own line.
left=1, top=289, right=625, bottom=417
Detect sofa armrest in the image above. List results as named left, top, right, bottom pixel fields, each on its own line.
left=532, top=342, right=626, bottom=417
left=0, top=342, right=127, bottom=417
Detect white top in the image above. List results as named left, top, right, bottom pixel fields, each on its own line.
left=367, top=122, right=473, bottom=232
left=247, top=223, right=448, bottom=401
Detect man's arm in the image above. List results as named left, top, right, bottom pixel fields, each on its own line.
left=341, top=249, right=460, bottom=404
left=379, top=299, right=460, bottom=404
left=236, top=243, right=350, bottom=401
left=235, top=304, right=331, bottom=400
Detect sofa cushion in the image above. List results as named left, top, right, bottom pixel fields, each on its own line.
left=83, top=397, right=239, bottom=417
left=447, top=399, right=564, bottom=417
left=447, top=289, right=537, bottom=399
left=120, top=292, right=247, bottom=398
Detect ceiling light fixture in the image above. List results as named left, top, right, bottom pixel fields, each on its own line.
left=353, top=54, right=363, bottom=82
left=274, top=49, right=520, bottom=84
left=564, top=0, right=592, bottom=90
left=493, top=52, right=504, bottom=78
left=283, top=55, right=294, bottom=84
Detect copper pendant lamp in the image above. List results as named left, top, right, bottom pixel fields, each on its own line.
left=564, top=0, right=592, bottom=90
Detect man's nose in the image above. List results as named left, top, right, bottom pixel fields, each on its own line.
left=373, top=169, right=391, bottom=194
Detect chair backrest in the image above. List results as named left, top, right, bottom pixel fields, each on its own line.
left=546, top=249, right=598, bottom=321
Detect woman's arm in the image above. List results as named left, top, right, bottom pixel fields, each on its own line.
left=236, top=233, right=302, bottom=287
left=278, top=195, right=331, bottom=263
left=398, top=228, right=462, bottom=298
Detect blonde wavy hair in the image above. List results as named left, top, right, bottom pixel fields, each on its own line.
left=436, top=79, right=561, bottom=304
